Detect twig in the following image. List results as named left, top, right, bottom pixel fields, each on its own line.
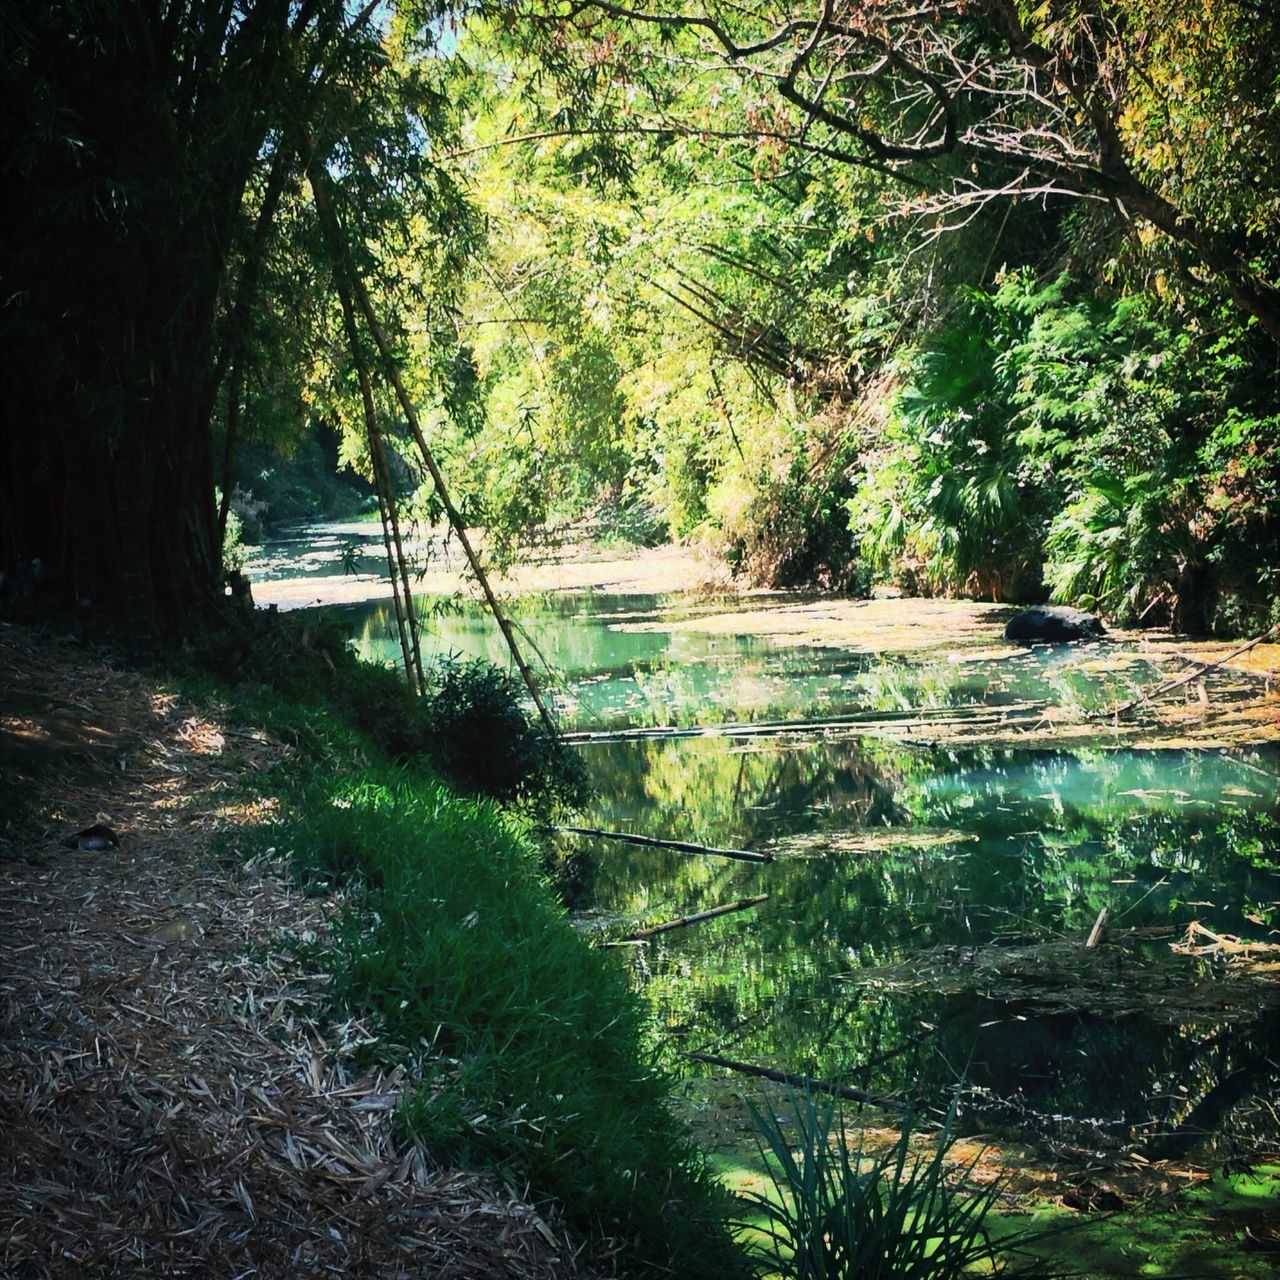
left=681, top=1051, right=904, bottom=1110
left=557, top=826, right=773, bottom=864
left=1097, top=619, right=1280, bottom=720
left=610, top=895, right=769, bottom=943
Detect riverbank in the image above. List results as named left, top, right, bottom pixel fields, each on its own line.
left=0, top=625, right=732, bottom=1278
left=250, top=533, right=739, bottom=611
left=5, top=619, right=1279, bottom=1278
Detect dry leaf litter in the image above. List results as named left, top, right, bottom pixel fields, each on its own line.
left=1, top=628, right=585, bottom=1279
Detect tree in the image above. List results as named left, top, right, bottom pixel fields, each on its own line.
left=0, top=0, right=468, bottom=633
left=503, top=0, right=1280, bottom=343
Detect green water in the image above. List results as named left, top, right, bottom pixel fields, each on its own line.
left=334, top=589, right=1200, bottom=729
left=278, top=573, right=1280, bottom=1162
left=576, top=734, right=1279, bottom=1154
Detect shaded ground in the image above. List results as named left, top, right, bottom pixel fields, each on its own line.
left=0, top=627, right=584, bottom=1279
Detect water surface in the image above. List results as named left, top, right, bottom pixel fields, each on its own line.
left=252, top=535, right=1280, bottom=1159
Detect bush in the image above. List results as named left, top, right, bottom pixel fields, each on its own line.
left=186, top=612, right=584, bottom=818
left=421, top=657, right=586, bottom=817
left=852, top=272, right=1280, bottom=631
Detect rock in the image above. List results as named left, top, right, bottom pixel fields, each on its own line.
left=60, top=822, right=120, bottom=851
left=154, top=918, right=203, bottom=944
left=1004, top=605, right=1105, bottom=644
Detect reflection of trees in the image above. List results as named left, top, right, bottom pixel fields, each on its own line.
left=578, top=735, right=1280, bottom=1161
left=583, top=736, right=908, bottom=853
left=922, top=1002, right=1280, bottom=1160
left=318, top=581, right=1280, bottom=1160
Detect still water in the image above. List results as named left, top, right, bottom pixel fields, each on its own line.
left=274, top=556, right=1280, bottom=1160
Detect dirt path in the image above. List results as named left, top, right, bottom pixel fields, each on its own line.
left=0, top=628, right=579, bottom=1279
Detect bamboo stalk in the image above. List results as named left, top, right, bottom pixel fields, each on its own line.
left=348, top=277, right=557, bottom=737
left=562, top=701, right=1051, bottom=745
left=364, top=388, right=425, bottom=691
left=681, top=1051, right=904, bottom=1110
left=306, top=158, right=557, bottom=736
left=557, top=825, right=773, bottom=864
left=612, top=895, right=769, bottom=943
left=335, top=278, right=421, bottom=693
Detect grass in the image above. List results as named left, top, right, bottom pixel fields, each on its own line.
left=246, top=761, right=741, bottom=1276
left=170, top=617, right=739, bottom=1274
left=739, top=1092, right=1058, bottom=1279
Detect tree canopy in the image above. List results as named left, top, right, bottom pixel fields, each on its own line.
left=3, top=0, right=1278, bottom=638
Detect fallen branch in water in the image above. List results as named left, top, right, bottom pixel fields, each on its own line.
left=1098, top=619, right=1280, bottom=720
left=561, top=701, right=1050, bottom=745
left=608, top=896, right=769, bottom=945
left=556, top=826, right=773, bottom=864
left=681, top=1051, right=904, bottom=1110
left=1173, top=921, right=1280, bottom=958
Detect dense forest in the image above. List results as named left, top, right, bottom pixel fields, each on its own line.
left=3, top=1, right=1279, bottom=638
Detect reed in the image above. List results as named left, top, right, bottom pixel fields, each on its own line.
left=741, top=1091, right=1052, bottom=1279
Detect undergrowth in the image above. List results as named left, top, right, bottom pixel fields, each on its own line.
left=174, top=612, right=736, bottom=1270
left=742, top=1092, right=1055, bottom=1279
left=180, top=609, right=586, bottom=821
left=249, top=765, right=738, bottom=1275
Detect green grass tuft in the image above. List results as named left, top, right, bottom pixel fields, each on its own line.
left=741, top=1091, right=1057, bottom=1279
left=268, top=765, right=741, bottom=1276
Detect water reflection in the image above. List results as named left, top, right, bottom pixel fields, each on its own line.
left=334, top=591, right=1169, bottom=730
left=287, top=578, right=1280, bottom=1160
left=573, top=737, right=1280, bottom=1155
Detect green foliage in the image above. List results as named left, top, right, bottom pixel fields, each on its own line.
left=183, top=612, right=583, bottom=817
left=853, top=279, right=1061, bottom=601
left=742, top=1092, right=1048, bottom=1280
left=2, top=0, right=479, bottom=630
left=433, top=6, right=1279, bottom=628
left=420, top=657, right=587, bottom=815
left=725, top=441, right=867, bottom=593
left=218, top=494, right=247, bottom=577
left=270, top=767, right=739, bottom=1276
left=10, top=0, right=1278, bottom=639
left=340, top=657, right=585, bottom=820
left=854, top=272, right=1280, bottom=629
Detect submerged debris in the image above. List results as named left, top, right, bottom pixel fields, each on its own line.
left=769, top=827, right=978, bottom=858
left=1173, top=921, right=1280, bottom=965
left=844, top=929, right=1280, bottom=1025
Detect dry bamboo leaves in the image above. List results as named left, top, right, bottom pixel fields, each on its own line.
left=0, top=632, right=587, bottom=1280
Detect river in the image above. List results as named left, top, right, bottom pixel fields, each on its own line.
left=247, top=524, right=1280, bottom=1165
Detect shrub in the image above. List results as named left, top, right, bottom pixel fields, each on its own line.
left=186, top=612, right=584, bottom=818
left=853, top=272, right=1280, bottom=631
left=742, top=1091, right=1051, bottom=1280
left=421, top=657, right=586, bottom=818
